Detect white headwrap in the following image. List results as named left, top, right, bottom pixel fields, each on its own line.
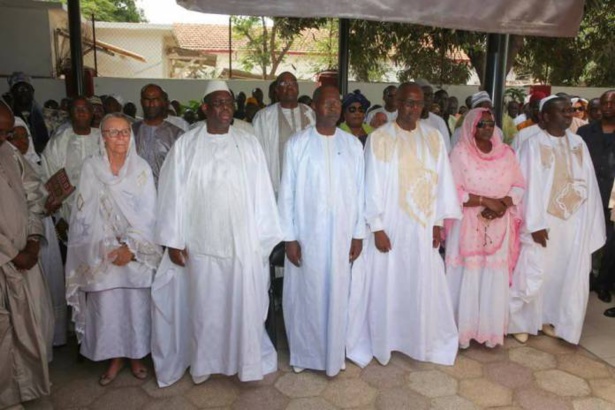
left=65, top=119, right=162, bottom=342
left=12, top=116, right=41, bottom=167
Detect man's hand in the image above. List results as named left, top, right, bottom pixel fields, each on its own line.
left=285, top=241, right=302, bottom=267
left=109, top=244, right=134, bottom=266
left=44, top=196, right=62, bottom=215
left=349, top=238, right=363, bottom=263
left=55, top=219, right=69, bottom=243
left=11, top=250, right=38, bottom=271
left=433, top=226, right=443, bottom=248
left=531, top=229, right=549, bottom=247
left=374, top=230, right=392, bottom=253
left=168, top=247, right=188, bottom=267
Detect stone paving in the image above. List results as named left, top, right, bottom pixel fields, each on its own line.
left=21, top=332, right=615, bottom=410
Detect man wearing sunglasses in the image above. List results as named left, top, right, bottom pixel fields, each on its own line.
left=253, top=72, right=315, bottom=194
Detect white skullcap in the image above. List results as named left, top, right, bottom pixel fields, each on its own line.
left=471, top=91, right=492, bottom=108
left=107, top=94, right=124, bottom=106
left=539, top=95, right=560, bottom=112
left=415, top=78, right=433, bottom=89
left=204, top=80, right=231, bottom=100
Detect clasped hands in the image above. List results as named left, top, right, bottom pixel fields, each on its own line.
left=285, top=239, right=363, bottom=267
left=479, top=196, right=513, bottom=220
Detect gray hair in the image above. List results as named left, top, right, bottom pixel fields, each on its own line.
left=100, top=112, right=132, bottom=132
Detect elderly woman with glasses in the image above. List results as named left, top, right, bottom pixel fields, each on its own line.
left=339, top=90, right=373, bottom=146
left=444, top=108, right=525, bottom=349
left=65, top=113, right=162, bottom=386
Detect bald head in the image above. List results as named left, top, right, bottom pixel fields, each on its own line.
left=0, top=101, right=15, bottom=146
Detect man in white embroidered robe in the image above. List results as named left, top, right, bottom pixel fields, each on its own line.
left=253, top=72, right=315, bottom=193
left=0, top=102, right=54, bottom=408
left=278, top=85, right=365, bottom=376
left=347, top=82, right=462, bottom=367
left=153, top=81, right=282, bottom=385
left=509, top=96, right=605, bottom=344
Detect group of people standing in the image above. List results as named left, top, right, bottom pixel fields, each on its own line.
left=1, top=67, right=614, bottom=409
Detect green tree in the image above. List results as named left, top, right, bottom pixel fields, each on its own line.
left=231, top=17, right=323, bottom=79
left=57, top=0, right=146, bottom=22
left=513, top=0, right=614, bottom=86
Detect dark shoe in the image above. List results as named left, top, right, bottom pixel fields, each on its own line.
left=597, top=288, right=612, bottom=303
left=605, top=307, right=615, bottom=318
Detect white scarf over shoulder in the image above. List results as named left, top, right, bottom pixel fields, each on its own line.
left=65, top=128, right=161, bottom=342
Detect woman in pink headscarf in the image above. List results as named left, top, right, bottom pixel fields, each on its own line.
left=445, top=108, right=525, bottom=349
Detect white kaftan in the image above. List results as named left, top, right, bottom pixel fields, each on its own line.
left=509, top=130, right=605, bottom=344
left=512, top=123, right=541, bottom=152
left=278, top=127, right=365, bottom=376
left=423, top=113, right=452, bottom=153
left=154, top=124, right=282, bottom=385
left=40, top=126, right=100, bottom=223
left=253, top=103, right=315, bottom=193
left=347, top=121, right=462, bottom=367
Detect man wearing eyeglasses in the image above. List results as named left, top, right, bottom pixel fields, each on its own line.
left=153, top=80, right=282, bottom=386
left=253, top=72, right=315, bottom=194
left=347, top=82, right=462, bottom=367
left=41, top=96, right=101, bottom=242
left=132, top=84, right=184, bottom=187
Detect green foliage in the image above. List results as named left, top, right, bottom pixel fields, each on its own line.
left=58, top=0, right=146, bottom=22
left=514, top=0, right=615, bottom=86
left=231, top=17, right=323, bottom=79
left=347, top=21, right=473, bottom=84
left=504, top=88, right=526, bottom=103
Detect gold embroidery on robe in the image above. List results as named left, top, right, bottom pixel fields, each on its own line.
left=396, top=126, right=438, bottom=227
left=546, top=138, right=587, bottom=220
left=372, top=129, right=395, bottom=163
left=571, top=145, right=583, bottom=167
left=540, top=144, right=553, bottom=168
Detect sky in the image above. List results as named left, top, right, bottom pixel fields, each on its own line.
left=137, top=0, right=229, bottom=24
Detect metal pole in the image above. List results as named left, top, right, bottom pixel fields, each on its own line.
left=228, top=16, right=232, bottom=79
left=483, top=33, right=509, bottom=127
left=91, top=14, right=98, bottom=76
left=337, top=18, right=350, bottom=96
left=67, top=0, right=84, bottom=96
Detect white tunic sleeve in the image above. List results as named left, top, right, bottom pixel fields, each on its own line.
left=364, top=133, right=386, bottom=233
left=518, top=139, right=548, bottom=234
left=277, top=136, right=297, bottom=241
left=155, top=139, right=186, bottom=250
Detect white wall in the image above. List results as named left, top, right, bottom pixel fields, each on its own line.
left=85, top=28, right=168, bottom=78
left=0, top=5, right=53, bottom=77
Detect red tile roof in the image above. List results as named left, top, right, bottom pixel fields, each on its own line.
left=172, top=23, right=325, bottom=54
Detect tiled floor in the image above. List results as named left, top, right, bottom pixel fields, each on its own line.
left=19, top=295, right=615, bottom=410
left=580, top=292, right=615, bottom=367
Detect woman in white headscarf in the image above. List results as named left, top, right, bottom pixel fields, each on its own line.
left=8, top=117, right=65, bottom=349
left=65, top=113, right=161, bottom=385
